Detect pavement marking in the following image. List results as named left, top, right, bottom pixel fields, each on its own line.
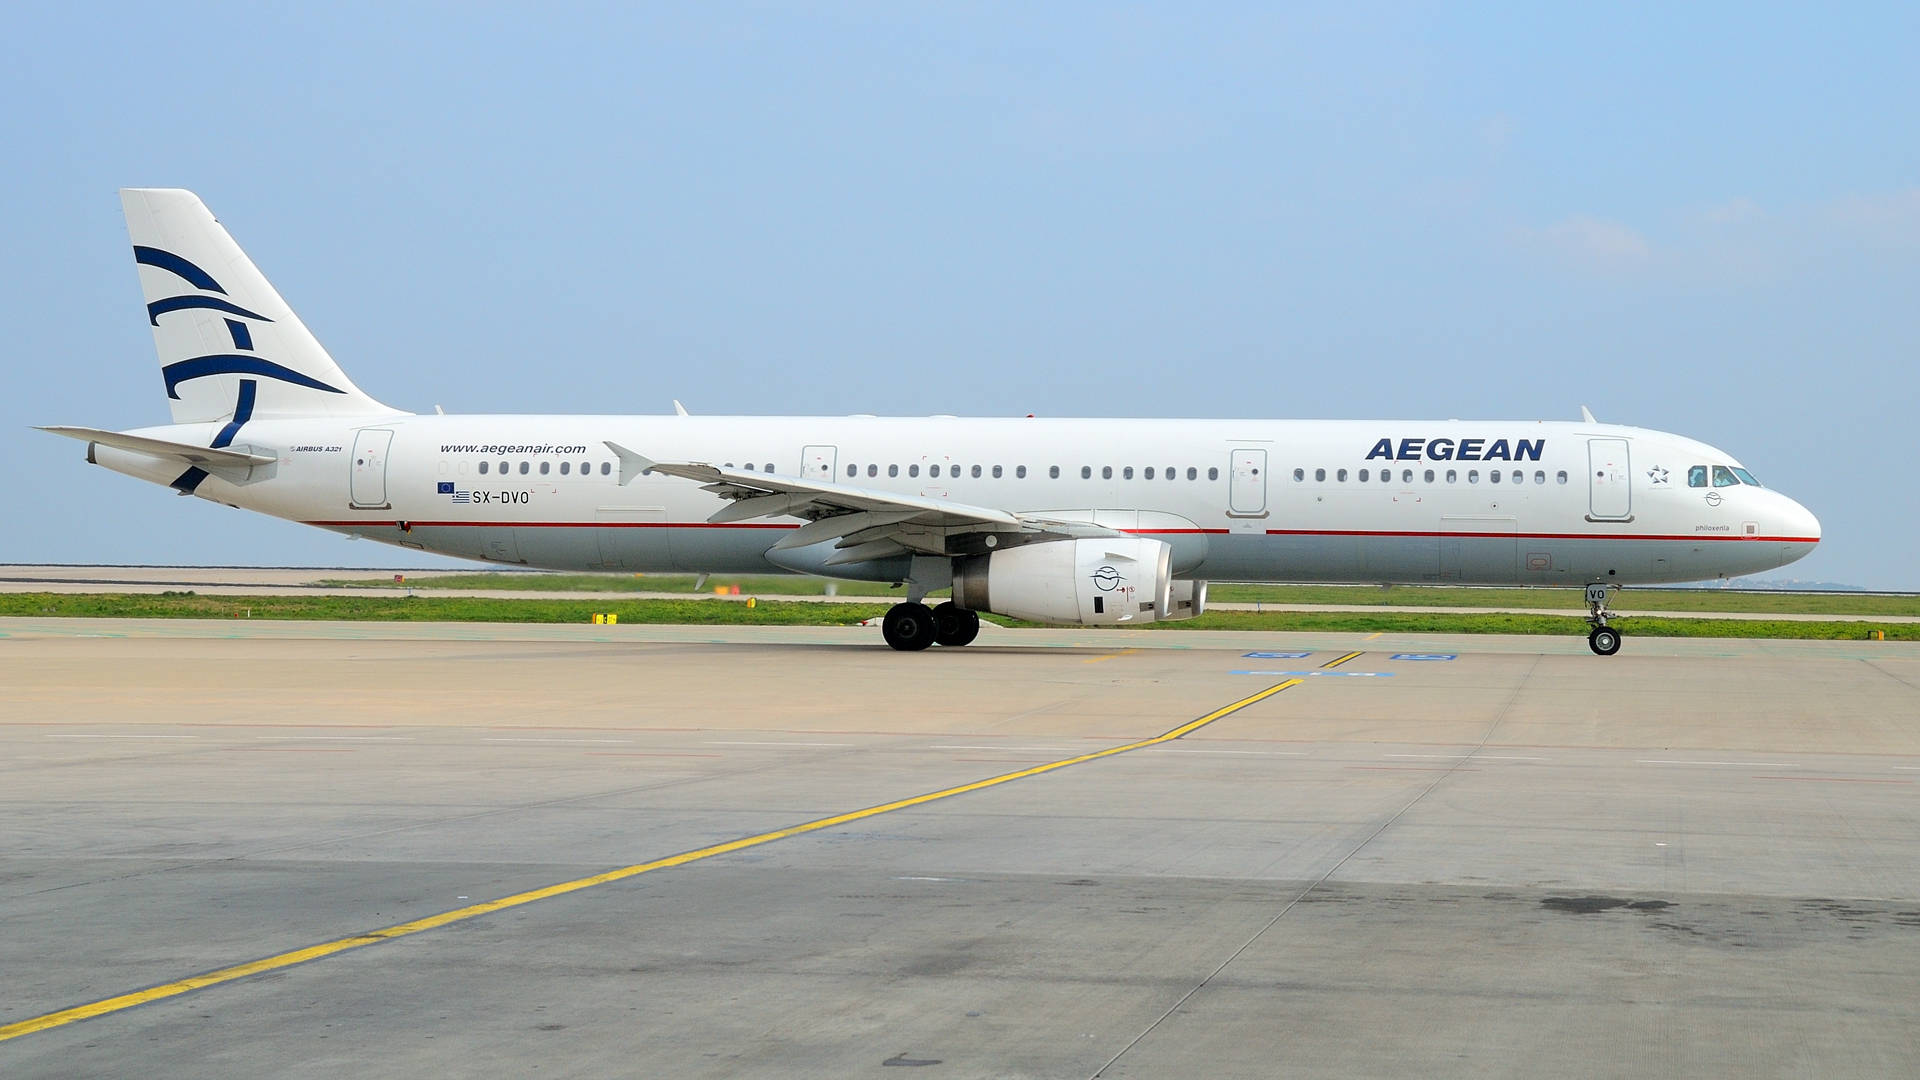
left=1230, top=670, right=1393, bottom=678
left=1321, top=651, right=1365, bottom=669
left=44, top=734, right=199, bottom=740
left=1362, top=632, right=1383, bottom=641
left=1757, top=776, right=1910, bottom=784
left=704, top=740, right=851, bottom=748
left=932, top=745, right=1083, bottom=752
left=483, top=730, right=633, bottom=737
left=1145, top=748, right=1308, bottom=756
left=1083, top=648, right=1141, bottom=665
left=255, top=736, right=415, bottom=742
left=1638, top=759, right=1801, bottom=768
left=0, top=678, right=1303, bottom=1044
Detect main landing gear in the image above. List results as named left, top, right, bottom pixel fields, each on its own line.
left=1585, top=583, right=1622, bottom=656
left=881, top=601, right=980, bottom=651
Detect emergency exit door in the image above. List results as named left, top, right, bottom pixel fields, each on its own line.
left=1228, top=449, right=1268, bottom=515
left=350, top=429, right=393, bottom=508
left=1587, top=438, right=1632, bottom=520
left=801, top=444, right=837, bottom=482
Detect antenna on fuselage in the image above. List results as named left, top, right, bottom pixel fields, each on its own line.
left=1580, top=405, right=1598, bottom=424
left=673, top=400, right=689, bottom=416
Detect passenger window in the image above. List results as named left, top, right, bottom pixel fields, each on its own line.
left=1294, top=468, right=1305, bottom=482
left=1401, top=469, right=1412, bottom=484
left=1490, top=469, right=1501, bottom=484
left=1468, top=470, right=1479, bottom=483
left=1534, top=470, right=1545, bottom=484
left=1102, top=466, right=1113, bottom=479
left=498, top=460, right=508, bottom=474
left=1187, top=467, right=1197, bottom=480
left=1713, top=465, right=1738, bottom=487
left=975, top=465, right=984, bottom=478
left=1512, top=470, right=1522, bottom=484
left=559, top=462, right=569, bottom=476
left=1049, top=466, right=1059, bottom=478
left=1315, top=468, right=1326, bottom=482
left=518, top=461, right=530, bottom=475
left=929, top=464, right=941, bottom=478
left=1337, top=468, right=1348, bottom=482
left=1144, top=467, right=1155, bottom=480
left=1014, top=465, right=1025, bottom=478
left=868, top=464, right=878, bottom=477
left=909, top=464, right=920, bottom=477
left=1208, top=467, right=1219, bottom=481
left=1358, top=468, right=1369, bottom=482
left=1688, top=465, right=1708, bottom=487
left=600, top=462, right=611, bottom=475
left=1556, top=470, right=1568, bottom=484
left=1122, top=466, right=1133, bottom=479
left=1424, top=469, right=1435, bottom=483
left=1446, top=469, right=1457, bottom=483
left=764, top=463, right=774, bottom=473
left=478, top=461, right=489, bottom=475
left=847, top=464, right=857, bottom=477
left=888, top=464, right=899, bottom=477
left=539, top=461, right=550, bottom=475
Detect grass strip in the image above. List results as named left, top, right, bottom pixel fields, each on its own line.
left=317, top=574, right=1919, bottom=617
left=2, top=593, right=1912, bottom=640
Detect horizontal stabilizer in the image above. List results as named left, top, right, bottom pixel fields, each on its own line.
left=37, top=426, right=276, bottom=468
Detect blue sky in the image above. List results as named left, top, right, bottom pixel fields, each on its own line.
left=4, top=4, right=1915, bottom=587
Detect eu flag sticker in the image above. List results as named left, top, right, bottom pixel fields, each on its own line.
left=437, top=482, right=456, bottom=494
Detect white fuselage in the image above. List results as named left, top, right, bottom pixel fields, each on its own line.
left=96, top=414, right=1822, bottom=588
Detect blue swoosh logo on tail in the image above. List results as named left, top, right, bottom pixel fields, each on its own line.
left=162, top=355, right=345, bottom=399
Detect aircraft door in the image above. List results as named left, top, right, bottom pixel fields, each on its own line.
left=1587, top=438, right=1632, bottom=520
left=801, top=444, right=837, bottom=482
left=350, top=428, right=393, bottom=508
left=1228, top=449, right=1267, bottom=515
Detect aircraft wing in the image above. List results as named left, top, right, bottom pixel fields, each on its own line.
left=604, top=442, right=1114, bottom=564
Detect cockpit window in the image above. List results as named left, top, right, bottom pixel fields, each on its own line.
left=1731, top=467, right=1761, bottom=487
left=1687, top=466, right=1707, bottom=488
left=1712, top=465, right=1739, bottom=487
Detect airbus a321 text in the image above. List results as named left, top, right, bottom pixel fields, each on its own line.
left=43, top=190, right=1822, bottom=654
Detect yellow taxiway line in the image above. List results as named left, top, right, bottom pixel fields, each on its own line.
left=0, top=678, right=1304, bottom=1043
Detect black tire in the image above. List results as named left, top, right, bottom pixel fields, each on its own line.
left=882, top=602, right=937, bottom=652
left=932, top=603, right=981, bottom=647
left=1589, top=626, right=1622, bottom=656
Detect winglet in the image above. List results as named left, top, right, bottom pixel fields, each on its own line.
left=1579, top=405, right=1598, bottom=424
left=602, top=441, right=656, bottom=487
left=672, top=400, right=689, bottom=417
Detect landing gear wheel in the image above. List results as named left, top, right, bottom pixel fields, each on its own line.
left=1583, top=582, right=1623, bottom=657
left=1588, top=626, right=1622, bottom=656
left=931, top=602, right=980, bottom=647
left=882, top=602, right=937, bottom=652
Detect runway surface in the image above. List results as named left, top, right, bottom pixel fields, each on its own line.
left=2, top=619, right=1918, bottom=1077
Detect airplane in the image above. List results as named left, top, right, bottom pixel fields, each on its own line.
left=41, top=189, right=1822, bottom=655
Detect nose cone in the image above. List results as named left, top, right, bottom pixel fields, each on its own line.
left=1776, top=495, right=1821, bottom=569
left=1784, top=496, right=1821, bottom=543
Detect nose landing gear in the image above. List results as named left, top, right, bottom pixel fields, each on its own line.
left=1585, top=583, right=1622, bottom=656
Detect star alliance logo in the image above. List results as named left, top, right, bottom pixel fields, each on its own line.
left=1646, top=466, right=1669, bottom=485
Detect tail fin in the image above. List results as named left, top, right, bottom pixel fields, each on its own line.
left=121, top=189, right=402, bottom=424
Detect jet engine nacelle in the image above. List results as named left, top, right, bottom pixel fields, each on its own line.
left=952, top=537, right=1172, bottom=625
